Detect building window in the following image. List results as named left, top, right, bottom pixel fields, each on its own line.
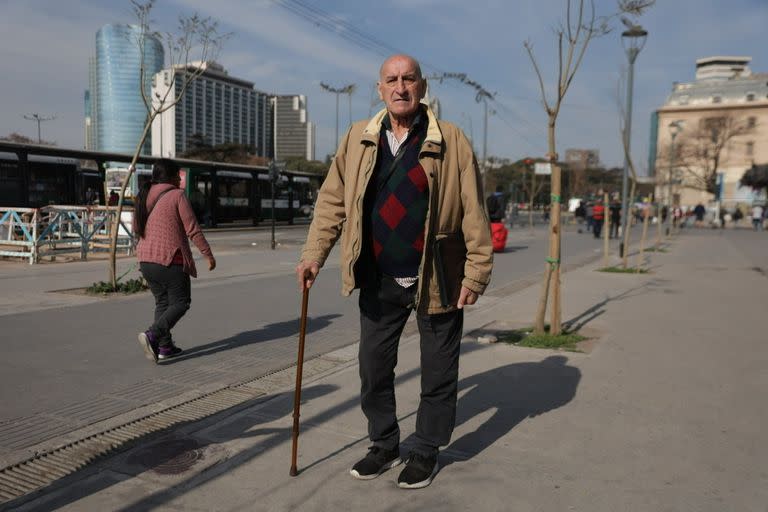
left=712, top=95, right=722, bottom=104
left=746, top=92, right=755, bottom=102
left=748, top=117, right=756, bottom=129
left=677, top=95, right=689, bottom=105
left=746, top=141, right=754, bottom=157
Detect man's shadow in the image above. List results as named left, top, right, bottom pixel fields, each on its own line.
left=437, top=355, right=581, bottom=463
left=164, top=314, right=342, bottom=363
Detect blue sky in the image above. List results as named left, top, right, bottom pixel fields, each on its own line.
left=1, top=0, right=766, bottom=172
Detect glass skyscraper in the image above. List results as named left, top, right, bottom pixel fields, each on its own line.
left=92, top=24, right=164, bottom=155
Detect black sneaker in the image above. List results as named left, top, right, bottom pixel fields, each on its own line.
left=397, top=452, right=439, bottom=489
left=349, top=446, right=401, bottom=480
left=138, top=331, right=159, bottom=363
left=157, top=344, right=183, bottom=361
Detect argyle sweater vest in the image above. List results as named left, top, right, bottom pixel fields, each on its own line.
left=366, top=123, right=429, bottom=278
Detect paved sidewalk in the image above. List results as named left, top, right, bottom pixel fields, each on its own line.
left=5, top=230, right=768, bottom=511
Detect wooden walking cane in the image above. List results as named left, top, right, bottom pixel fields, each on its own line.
left=290, top=283, right=309, bottom=476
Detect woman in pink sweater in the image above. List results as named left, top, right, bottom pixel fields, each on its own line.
left=134, top=159, right=216, bottom=363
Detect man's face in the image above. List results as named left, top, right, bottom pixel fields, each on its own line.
left=377, top=56, right=426, bottom=119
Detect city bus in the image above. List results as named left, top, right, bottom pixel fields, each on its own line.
left=0, top=152, right=104, bottom=207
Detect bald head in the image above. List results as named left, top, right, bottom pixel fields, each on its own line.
left=379, top=54, right=422, bottom=81
left=377, top=54, right=426, bottom=121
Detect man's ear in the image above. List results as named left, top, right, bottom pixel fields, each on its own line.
left=376, top=82, right=384, bottom=101
left=418, top=78, right=427, bottom=100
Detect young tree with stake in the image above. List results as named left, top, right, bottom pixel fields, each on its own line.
left=107, top=0, right=229, bottom=289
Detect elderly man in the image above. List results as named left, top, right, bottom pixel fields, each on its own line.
left=296, top=54, right=492, bottom=489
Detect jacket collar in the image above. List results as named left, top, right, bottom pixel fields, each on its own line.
left=361, top=105, right=443, bottom=153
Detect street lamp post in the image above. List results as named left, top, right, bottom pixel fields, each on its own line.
left=619, top=21, right=647, bottom=258
left=320, top=83, right=355, bottom=152
left=667, top=121, right=682, bottom=235
left=268, top=160, right=283, bottom=250
left=475, top=90, right=495, bottom=174
left=23, top=113, right=56, bottom=144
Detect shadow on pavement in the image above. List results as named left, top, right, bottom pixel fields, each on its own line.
left=501, top=245, right=529, bottom=254
left=425, top=355, right=581, bottom=465
left=562, top=281, right=660, bottom=333
left=162, top=314, right=343, bottom=364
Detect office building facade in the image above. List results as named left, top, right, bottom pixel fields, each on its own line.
left=86, top=24, right=164, bottom=155
left=150, top=61, right=273, bottom=158
left=273, top=95, right=315, bottom=161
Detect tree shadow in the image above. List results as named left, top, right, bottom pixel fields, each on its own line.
left=437, top=355, right=581, bottom=465
left=561, top=282, right=657, bottom=333
left=162, top=314, right=343, bottom=364
left=12, top=342, right=497, bottom=511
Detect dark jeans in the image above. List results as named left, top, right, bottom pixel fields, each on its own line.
left=139, top=262, right=191, bottom=347
left=592, top=219, right=604, bottom=238
left=610, top=218, right=620, bottom=238
left=358, top=275, right=463, bottom=457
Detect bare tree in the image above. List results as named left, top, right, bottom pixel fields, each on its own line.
left=524, top=0, right=654, bottom=336
left=107, top=0, right=229, bottom=289
left=672, top=115, right=756, bottom=195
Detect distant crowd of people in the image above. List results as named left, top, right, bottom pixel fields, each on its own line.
left=569, top=198, right=767, bottom=236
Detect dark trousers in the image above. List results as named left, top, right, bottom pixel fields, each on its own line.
left=592, top=219, right=604, bottom=238
left=610, top=218, right=620, bottom=238
left=139, top=262, right=191, bottom=347
left=358, top=275, right=463, bottom=457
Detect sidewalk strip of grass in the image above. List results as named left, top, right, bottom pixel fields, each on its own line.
left=498, top=327, right=586, bottom=352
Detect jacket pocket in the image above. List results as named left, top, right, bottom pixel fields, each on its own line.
left=432, top=232, right=467, bottom=307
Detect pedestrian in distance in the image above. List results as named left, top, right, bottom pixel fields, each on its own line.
left=751, top=204, right=764, bottom=231
left=585, top=201, right=594, bottom=234
left=487, top=185, right=508, bottom=252
left=733, top=206, right=744, bottom=226
left=574, top=201, right=586, bottom=233
left=295, top=54, right=493, bottom=490
left=609, top=200, right=621, bottom=239
left=693, top=202, right=706, bottom=228
left=592, top=198, right=605, bottom=239
left=134, top=159, right=216, bottom=364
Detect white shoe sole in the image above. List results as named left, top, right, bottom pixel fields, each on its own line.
left=138, top=333, right=158, bottom=363
left=397, top=460, right=439, bottom=489
left=349, top=457, right=402, bottom=480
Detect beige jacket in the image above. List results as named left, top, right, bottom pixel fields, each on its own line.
left=300, top=106, right=493, bottom=314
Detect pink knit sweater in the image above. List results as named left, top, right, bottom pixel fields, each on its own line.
left=135, top=184, right=213, bottom=277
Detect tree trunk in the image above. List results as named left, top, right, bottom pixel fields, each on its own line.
left=548, top=163, right=562, bottom=335
left=621, top=180, right=637, bottom=269
left=108, top=119, right=153, bottom=289
left=533, top=119, right=560, bottom=335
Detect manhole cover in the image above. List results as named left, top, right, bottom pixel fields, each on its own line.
left=128, top=438, right=205, bottom=475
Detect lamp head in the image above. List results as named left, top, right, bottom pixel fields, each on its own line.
left=621, top=22, right=648, bottom=56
